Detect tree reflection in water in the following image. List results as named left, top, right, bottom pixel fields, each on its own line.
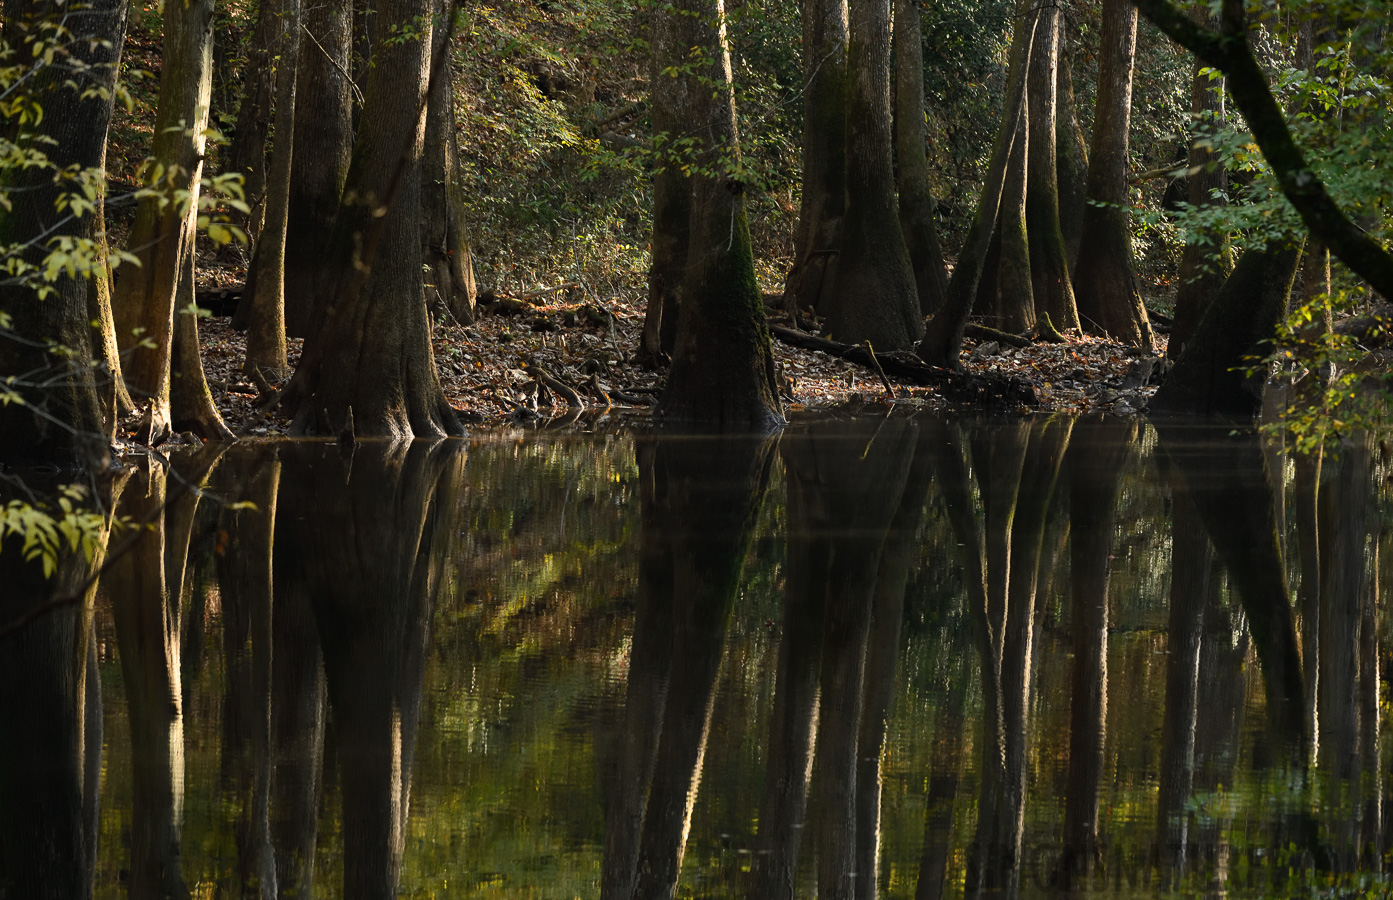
left=2, top=413, right=1391, bottom=897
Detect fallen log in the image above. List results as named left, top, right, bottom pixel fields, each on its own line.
left=768, top=324, right=1038, bottom=407
left=964, top=323, right=1033, bottom=348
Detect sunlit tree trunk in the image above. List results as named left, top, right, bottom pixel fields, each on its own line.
left=112, top=0, right=231, bottom=443
left=241, top=0, right=301, bottom=378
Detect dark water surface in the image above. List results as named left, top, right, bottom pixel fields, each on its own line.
left=3, top=411, right=1390, bottom=898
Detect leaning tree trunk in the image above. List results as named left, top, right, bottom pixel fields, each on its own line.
left=975, top=99, right=1033, bottom=333
left=90, top=139, right=136, bottom=434
left=653, top=0, right=783, bottom=431
left=241, top=0, right=301, bottom=378
left=824, top=0, right=922, bottom=351
left=1023, top=3, right=1079, bottom=332
left=780, top=0, right=848, bottom=323
left=638, top=1, right=695, bottom=365
left=283, top=0, right=354, bottom=338
left=0, top=0, right=126, bottom=468
left=279, top=0, right=462, bottom=438
left=893, top=0, right=947, bottom=318
left=420, top=0, right=478, bottom=326
left=112, top=0, right=232, bottom=443
left=1150, top=241, right=1303, bottom=417
left=917, top=0, right=1035, bottom=368
left=1072, top=0, right=1153, bottom=348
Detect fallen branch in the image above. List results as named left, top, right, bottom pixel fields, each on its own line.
left=524, top=364, right=585, bottom=407
left=768, top=324, right=1038, bottom=406
left=860, top=341, right=897, bottom=399
left=964, top=323, right=1033, bottom=348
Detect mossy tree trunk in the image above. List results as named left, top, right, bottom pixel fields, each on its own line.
left=283, top=0, right=354, bottom=338
left=975, top=101, right=1033, bottom=333
left=1023, top=4, right=1079, bottom=332
left=653, top=0, right=783, bottom=431
left=824, top=0, right=922, bottom=351
left=0, top=0, right=126, bottom=468
left=1072, top=0, right=1153, bottom=348
left=638, top=2, right=695, bottom=365
left=893, top=0, right=947, bottom=318
left=241, top=0, right=301, bottom=378
left=112, top=0, right=231, bottom=443
left=917, top=0, right=1035, bottom=368
left=780, top=0, right=848, bottom=322
left=1150, top=241, right=1302, bottom=417
left=280, top=0, right=462, bottom=438
left=421, top=0, right=478, bottom=326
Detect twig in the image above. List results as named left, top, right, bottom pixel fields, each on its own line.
left=860, top=341, right=897, bottom=399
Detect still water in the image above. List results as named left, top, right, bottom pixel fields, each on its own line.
left=1, top=411, right=1388, bottom=898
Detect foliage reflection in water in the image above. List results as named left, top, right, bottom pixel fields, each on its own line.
left=1, top=412, right=1389, bottom=898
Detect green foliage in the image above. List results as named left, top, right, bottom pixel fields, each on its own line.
left=0, top=485, right=109, bottom=578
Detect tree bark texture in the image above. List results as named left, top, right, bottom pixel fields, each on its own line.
left=226, top=0, right=280, bottom=237
left=893, top=0, right=947, bottom=318
left=0, top=0, right=127, bottom=468
left=421, top=0, right=478, bottom=327
left=654, top=0, right=783, bottom=431
left=975, top=102, right=1033, bottom=333
left=112, top=0, right=224, bottom=443
left=1023, top=5, right=1079, bottom=332
left=781, top=0, right=848, bottom=320
left=1055, top=36, right=1089, bottom=270
left=1170, top=58, right=1228, bottom=354
left=1072, top=0, right=1154, bottom=348
left=640, top=2, right=695, bottom=364
left=241, top=0, right=302, bottom=377
left=825, top=0, right=922, bottom=351
left=284, top=0, right=354, bottom=338
left=280, top=0, right=462, bottom=438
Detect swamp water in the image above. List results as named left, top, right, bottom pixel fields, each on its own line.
left=2, top=411, right=1390, bottom=898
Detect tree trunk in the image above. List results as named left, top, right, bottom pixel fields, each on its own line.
left=171, top=251, right=235, bottom=439
left=1170, top=61, right=1228, bottom=354
left=825, top=0, right=922, bottom=350
left=1150, top=241, right=1302, bottom=417
left=91, top=140, right=136, bottom=433
left=112, top=0, right=226, bottom=443
left=241, top=0, right=301, bottom=378
left=1072, top=0, right=1154, bottom=348
left=653, top=0, right=783, bottom=431
left=283, top=0, right=354, bottom=338
left=639, top=2, right=695, bottom=364
left=421, top=0, right=478, bottom=326
left=893, top=0, right=947, bottom=318
left=279, top=0, right=462, bottom=438
left=917, top=0, right=1035, bottom=369
left=780, top=0, right=848, bottom=321
left=1024, top=5, right=1079, bottom=332
left=1055, top=36, right=1089, bottom=271
left=225, top=0, right=280, bottom=238
left=975, top=105, right=1033, bottom=333
left=0, top=0, right=126, bottom=468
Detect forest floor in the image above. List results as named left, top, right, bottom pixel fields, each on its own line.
left=190, top=284, right=1167, bottom=438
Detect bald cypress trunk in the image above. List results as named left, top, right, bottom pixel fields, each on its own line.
left=280, top=0, right=462, bottom=438
left=242, top=0, right=301, bottom=378
left=226, top=0, right=279, bottom=238
left=893, top=0, right=947, bottom=317
left=654, top=0, right=783, bottom=431
left=639, top=4, right=695, bottom=364
left=825, top=0, right=922, bottom=350
left=0, top=0, right=126, bottom=467
left=1170, top=58, right=1229, bottom=355
left=1024, top=5, right=1078, bottom=331
left=112, top=0, right=231, bottom=443
left=781, top=0, right=848, bottom=322
left=1073, top=0, right=1153, bottom=348
left=1056, top=39, right=1089, bottom=270
left=283, top=0, right=353, bottom=338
